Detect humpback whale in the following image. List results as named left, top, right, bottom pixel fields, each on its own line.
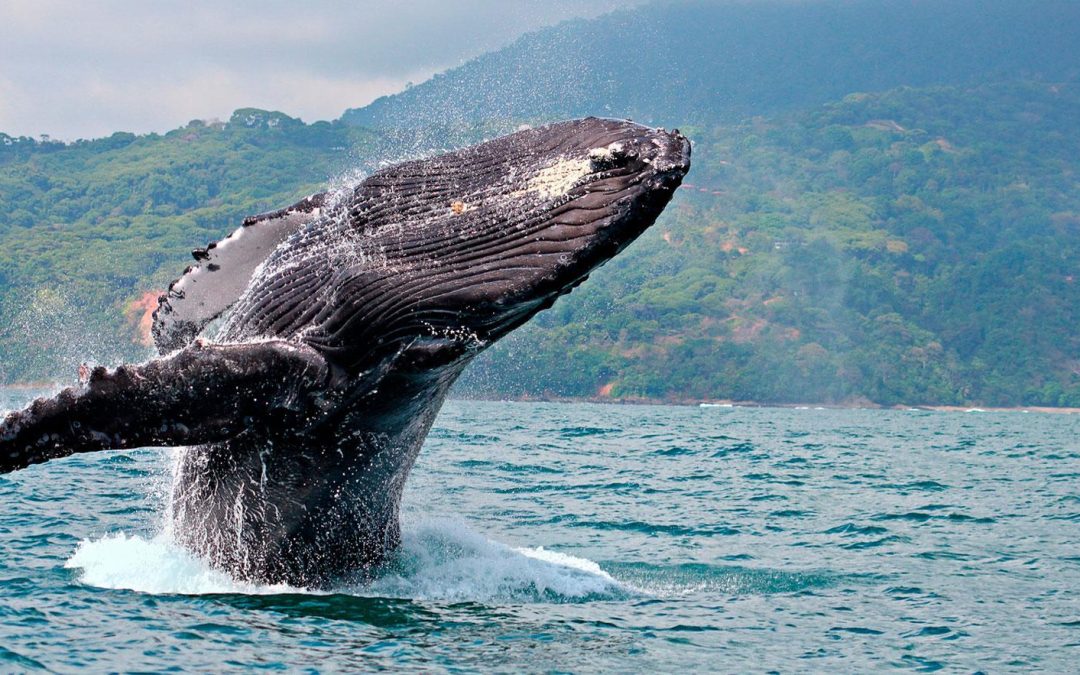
left=0, top=118, right=690, bottom=586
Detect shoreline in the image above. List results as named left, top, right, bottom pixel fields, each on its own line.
left=1, top=381, right=61, bottom=390
left=5, top=383, right=1078, bottom=414
left=452, top=394, right=1080, bottom=414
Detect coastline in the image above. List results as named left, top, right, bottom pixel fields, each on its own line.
left=453, top=393, right=1080, bottom=414
left=1, top=381, right=60, bottom=390
left=5, top=382, right=1078, bottom=414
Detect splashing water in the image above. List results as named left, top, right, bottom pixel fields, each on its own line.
left=66, top=533, right=298, bottom=595
left=367, top=519, right=630, bottom=602
left=65, top=519, right=631, bottom=603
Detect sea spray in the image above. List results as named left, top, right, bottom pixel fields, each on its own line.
left=64, top=518, right=630, bottom=603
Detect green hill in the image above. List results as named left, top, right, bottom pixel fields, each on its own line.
left=2, top=0, right=1079, bottom=407
left=0, top=111, right=375, bottom=381
left=459, top=81, right=1080, bottom=406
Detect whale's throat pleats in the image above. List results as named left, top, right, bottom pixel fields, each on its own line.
left=151, top=194, right=326, bottom=354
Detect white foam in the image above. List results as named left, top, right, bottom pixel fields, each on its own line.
left=64, top=533, right=302, bottom=595
left=64, top=519, right=630, bottom=602
left=368, top=519, right=629, bottom=602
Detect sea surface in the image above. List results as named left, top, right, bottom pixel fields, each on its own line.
left=1, top=391, right=1078, bottom=672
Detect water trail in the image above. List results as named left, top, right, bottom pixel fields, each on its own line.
left=368, top=518, right=630, bottom=602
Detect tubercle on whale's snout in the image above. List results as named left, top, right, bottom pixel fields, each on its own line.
left=588, top=125, right=689, bottom=233
left=653, top=128, right=693, bottom=174
left=588, top=124, right=690, bottom=179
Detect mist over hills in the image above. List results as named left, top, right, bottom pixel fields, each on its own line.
left=342, top=0, right=1080, bottom=130
left=2, top=0, right=1079, bottom=406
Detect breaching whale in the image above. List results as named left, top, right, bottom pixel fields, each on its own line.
left=0, top=118, right=690, bottom=586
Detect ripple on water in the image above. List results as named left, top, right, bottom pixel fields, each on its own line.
left=557, top=426, right=620, bottom=438
left=607, top=561, right=847, bottom=596
left=653, top=445, right=696, bottom=456
left=711, top=442, right=756, bottom=457
left=0, top=646, right=47, bottom=671
left=2, top=400, right=1079, bottom=671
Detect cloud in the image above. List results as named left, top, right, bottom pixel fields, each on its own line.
left=0, top=0, right=643, bottom=139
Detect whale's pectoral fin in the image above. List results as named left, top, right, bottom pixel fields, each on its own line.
left=0, top=340, right=330, bottom=474
left=152, top=193, right=326, bottom=354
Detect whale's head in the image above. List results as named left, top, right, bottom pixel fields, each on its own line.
left=283, top=118, right=690, bottom=374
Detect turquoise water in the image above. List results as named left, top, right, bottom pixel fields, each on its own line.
left=1, top=392, right=1078, bottom=671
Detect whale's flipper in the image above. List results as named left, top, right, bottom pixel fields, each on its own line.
left=152, top=193, right=326, bottom=354
left=0, top=340, right=329, bottom=474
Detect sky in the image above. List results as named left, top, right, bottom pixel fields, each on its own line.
left=0, top=0, right=643, bottom=140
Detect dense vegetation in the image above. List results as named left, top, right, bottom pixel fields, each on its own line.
left=2, top=1, right=1078, bottom=407
left=461, top=82, right=1080, bottom=406
left=0, top=111, right=375, bottom=381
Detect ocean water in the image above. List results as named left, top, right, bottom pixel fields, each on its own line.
left=1, top=392, right=1077, bottom=672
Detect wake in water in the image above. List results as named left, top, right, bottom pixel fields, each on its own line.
left=65, top=519, right=632, bottom=603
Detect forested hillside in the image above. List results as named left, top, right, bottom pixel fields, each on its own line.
left=0, top=111, right=374, bottom=380
left=460, top=82, right=1080, bottom=406
left=2, top=0, right=1078, bottom=407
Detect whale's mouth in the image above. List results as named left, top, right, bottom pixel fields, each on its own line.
left=465, top=126, right=690, bottom=346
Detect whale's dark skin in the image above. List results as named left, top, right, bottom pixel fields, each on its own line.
left=0, top=118, right=690, bottom=586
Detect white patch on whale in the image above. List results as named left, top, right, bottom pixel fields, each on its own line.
left=512, top=155, right=593, bottom=201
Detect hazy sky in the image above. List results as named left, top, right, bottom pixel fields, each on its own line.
left=0, top=0, right=642, bottom=140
